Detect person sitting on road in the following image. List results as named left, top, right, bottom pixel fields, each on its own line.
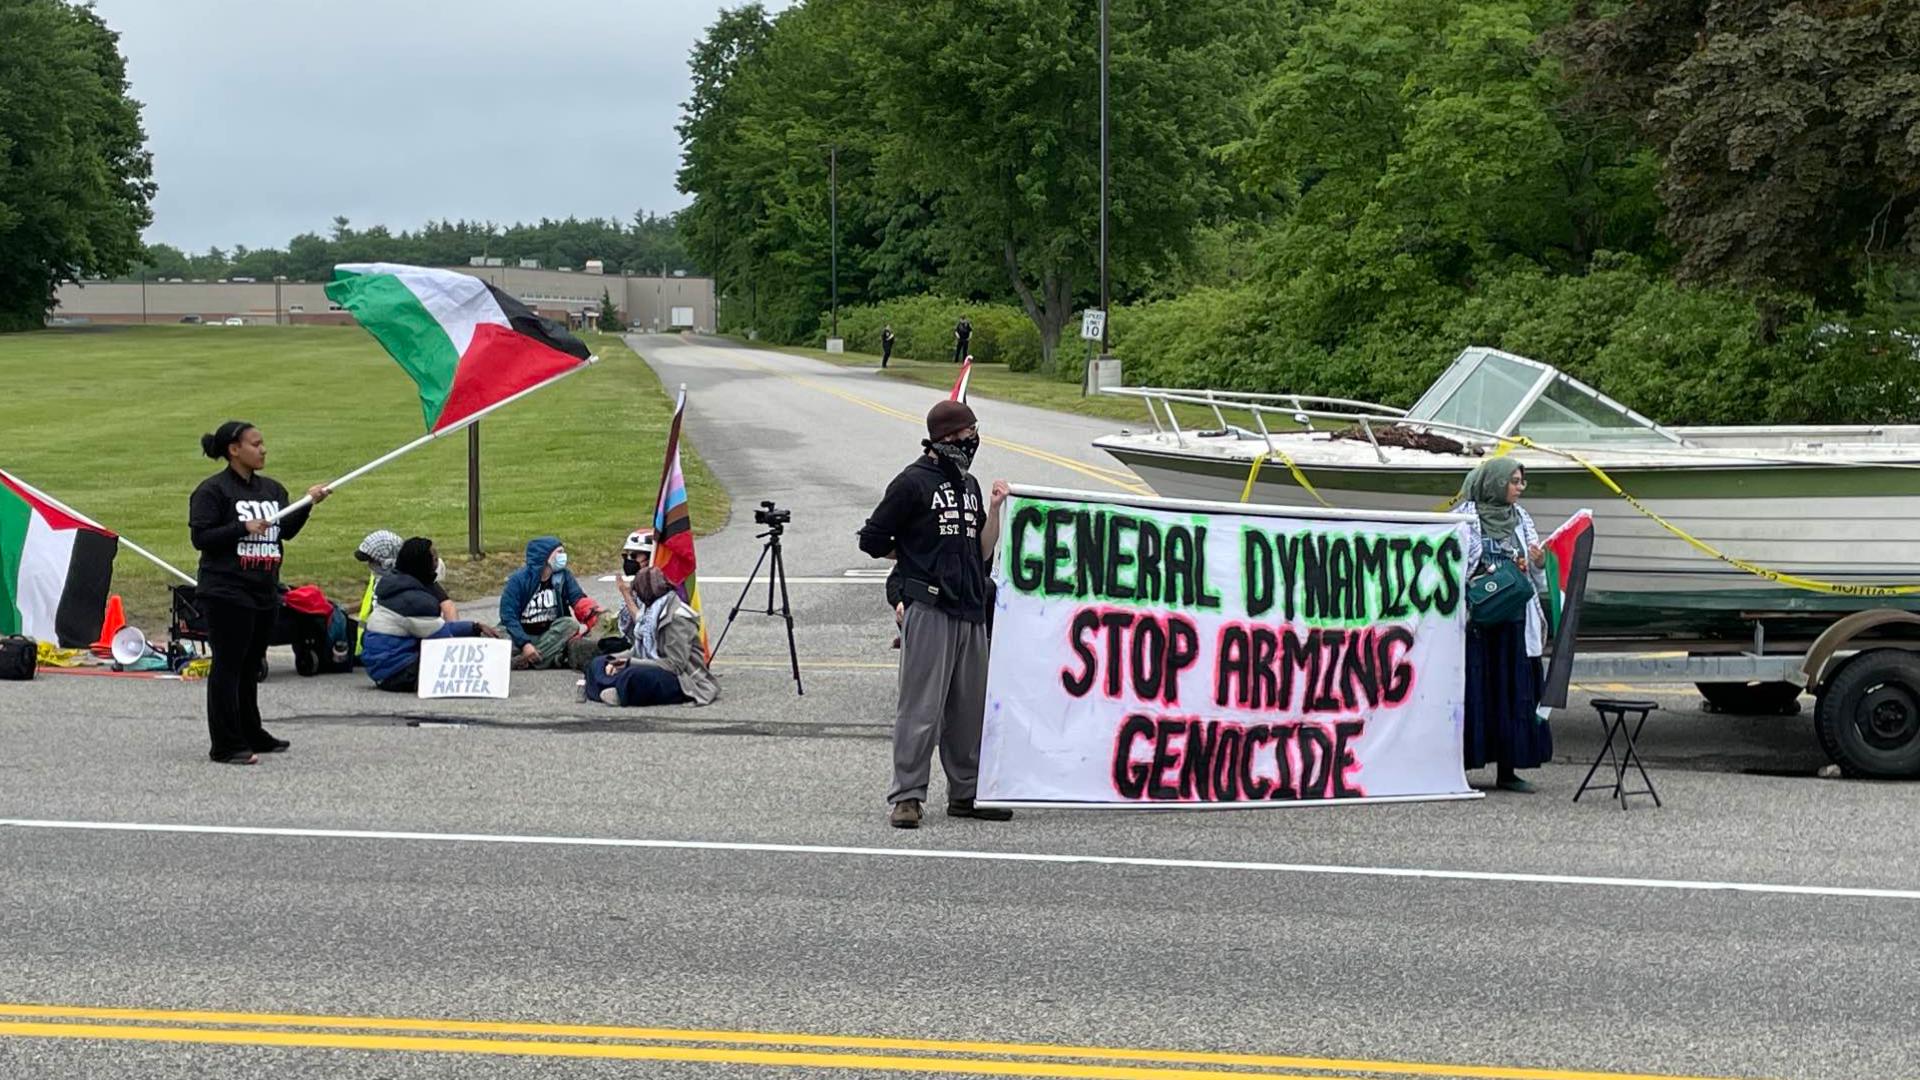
left=499, top=536, right=602, bottom=670
left=352, top=529, right=402, bottom=658
left=584, top=652, right=690, bottom=708
left=361, top=537, right=499, bottom=693
left=614, top=564, right=719, bottom=705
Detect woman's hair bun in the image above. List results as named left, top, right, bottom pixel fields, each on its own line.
left=201, top=420, right=254, bottom=461
left=200, top=432, right=224, bottom=460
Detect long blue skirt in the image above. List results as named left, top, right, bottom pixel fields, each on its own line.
left=1463, top=619, right=1550, bottom=771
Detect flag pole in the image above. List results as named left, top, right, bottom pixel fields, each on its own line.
left=1, top=470, right=197, bottom=585
left=269, top=356, right=599, bottom=524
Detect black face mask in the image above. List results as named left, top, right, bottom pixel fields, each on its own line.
left=622, top=556, right=642, bottom=577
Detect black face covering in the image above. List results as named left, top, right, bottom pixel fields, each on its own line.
left=396, top=537, right=437, bottom=583
left=924, top=435, right=978, bottom=476
left=622, top=556, right=642, bottom=577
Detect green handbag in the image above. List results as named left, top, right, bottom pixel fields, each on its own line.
left=1466, top=547, right=1533, bottom=625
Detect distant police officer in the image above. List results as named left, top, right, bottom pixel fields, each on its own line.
left=858, top=399, right=1009, bottom=829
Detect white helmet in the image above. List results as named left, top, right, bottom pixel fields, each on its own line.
left=623, top=530, right=656, bottom=554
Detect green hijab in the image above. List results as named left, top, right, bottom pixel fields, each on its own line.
left=1465, top=457, right=1523, bottom=548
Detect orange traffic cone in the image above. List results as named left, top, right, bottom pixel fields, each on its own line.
left=91, top=594, right=127, bottom=657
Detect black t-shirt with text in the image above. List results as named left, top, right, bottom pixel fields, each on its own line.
left=188, top=467, right=312, bottom=610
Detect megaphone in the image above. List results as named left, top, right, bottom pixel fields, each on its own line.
left=110, top=624, right=157, bottom=668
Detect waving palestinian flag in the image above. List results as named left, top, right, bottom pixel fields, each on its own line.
left=1539, top=509, right=1594, bottom=709
left=0, top=469, right=119, bottom=648
left=326, top=263, right=593, bottom=433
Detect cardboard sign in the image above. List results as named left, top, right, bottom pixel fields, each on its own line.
left=417, top=637, right=512, bottom=700
left=979, top=487, right=1476, bottom=808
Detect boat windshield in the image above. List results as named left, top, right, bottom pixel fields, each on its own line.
left=1404, top=347, right=1685, bottom=446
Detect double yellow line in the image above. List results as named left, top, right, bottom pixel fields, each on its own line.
left=721, top=349, right=1153, bottom=496
left=0, top=1004, right=1750, bottom=1080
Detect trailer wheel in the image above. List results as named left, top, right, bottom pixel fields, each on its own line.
left=1695, top=681, right=1803, bottom=716
left=1814, top=649, right=1920, bottom=779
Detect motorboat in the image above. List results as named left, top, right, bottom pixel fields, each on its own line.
left=1094, top=347, right=1920, bottom=640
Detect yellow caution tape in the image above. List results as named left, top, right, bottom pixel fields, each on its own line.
left=1504, top=434, right=1920, bottom=598
left=1241, top=448, right=1333, bottom=507
left=35, top=642, right=89, bottom=667
left=1233, top=432, right=1920, bottom=597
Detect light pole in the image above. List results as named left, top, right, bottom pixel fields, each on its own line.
left=828, top=144, right=839, bottom=343
left=1098, top=0, right=1110, bottom=359
left=273, top=275, right=286, bottom=325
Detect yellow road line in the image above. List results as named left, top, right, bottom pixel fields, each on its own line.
left=0, top=1021, right=1368, bottom=1078
left=724, top=350, right=1153, bottom=496
left=0, top=1005, right=1757, bottom=1080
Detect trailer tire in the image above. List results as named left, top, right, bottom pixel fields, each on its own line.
left=1695, top=681, right=1803, bottom=716
left=1814, top=649, right=1920, bottom=779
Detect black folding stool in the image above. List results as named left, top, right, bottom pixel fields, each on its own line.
left=1574, top=698, right=1662, bottom=809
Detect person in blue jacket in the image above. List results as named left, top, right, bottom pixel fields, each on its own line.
left=361, top=538, right=497, bottom=692
left=499, top=535, right=600, bottom=670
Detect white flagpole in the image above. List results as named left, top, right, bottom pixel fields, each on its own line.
left=268, top=355, right=599, bottom=524
left=0, top=469, right=198, bottom=586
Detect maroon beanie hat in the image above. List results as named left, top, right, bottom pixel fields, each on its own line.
left=926, top=399, right=978, bottom=441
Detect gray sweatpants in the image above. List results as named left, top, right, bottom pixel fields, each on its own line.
left=889, top=604, right=989, bottom=805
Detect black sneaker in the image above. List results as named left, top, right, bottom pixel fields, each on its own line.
left=253, top=737, right=291, bottom=754
left=210, top=750, right=259, bottom=766
left=947, top=798, right=1012, bottom=821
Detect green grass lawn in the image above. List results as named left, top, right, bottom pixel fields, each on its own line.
left=0, top=326, right=726, bottom=628
left=754, top=340, right=1226, bottom=431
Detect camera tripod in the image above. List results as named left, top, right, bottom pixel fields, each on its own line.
left=711, top=510, right=803, bottom=696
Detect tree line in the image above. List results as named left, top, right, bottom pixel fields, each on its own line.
left=678, top=0, right=1920, bottom=424
left=132, top=212, right=696, bottom=285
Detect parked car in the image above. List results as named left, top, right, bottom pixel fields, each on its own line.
left=178, top=315, right=202, bottom=324
left=223, top=317, right=245, bottom=326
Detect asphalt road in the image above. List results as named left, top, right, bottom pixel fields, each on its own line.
left=0, top=335, right=1910, bottom=1079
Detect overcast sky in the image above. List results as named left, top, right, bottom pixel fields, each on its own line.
left=90, top=0, right=787, bottom=253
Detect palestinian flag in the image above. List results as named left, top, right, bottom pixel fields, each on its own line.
left=652, top=388, right=708, bottom=657
left=326, top=263, right=594, bottom=433
left=0, top=470, right=119, bottom=648
left=951, top=357, right=973, bottom=403
left=1539, top=509, right=1594, bottom=709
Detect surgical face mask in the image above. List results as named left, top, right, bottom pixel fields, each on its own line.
left=550, top=550, right=569, bottom=571
left=434, top=558, right=446, bottom=582
left=622, top=555, right=641, bottom=577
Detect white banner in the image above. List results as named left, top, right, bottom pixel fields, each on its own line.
left=980, top=488, right=1475, bottom=808
left=417, top=637, right=512, bottom=700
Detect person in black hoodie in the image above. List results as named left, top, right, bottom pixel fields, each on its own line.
left=189, top=420, right=330, bottom=765
left=858, top=399, right=1010, bottom=829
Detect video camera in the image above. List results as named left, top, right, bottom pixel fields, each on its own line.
left=754, top=500, right=791, bottom=531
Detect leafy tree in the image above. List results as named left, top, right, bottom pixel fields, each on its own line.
left=1561, top=0, right=1920, bottom=306
left=862, top=0, right=1280, bottom=369
left=0, top=0, right=155, bottom=330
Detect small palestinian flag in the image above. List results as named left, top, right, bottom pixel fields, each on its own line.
left=652, top=388, right=708, bottom=657
left=951, top=357, right=973, bottom=403
left=0, top=469, right=119, bottom=648
left=1539, top=509, right=1594, bottom=709
left=326, top=263, right=594, bottom=433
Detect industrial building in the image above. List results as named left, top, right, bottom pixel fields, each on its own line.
left=49, top=262, right=716, bottom=333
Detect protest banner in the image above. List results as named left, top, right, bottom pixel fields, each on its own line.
left=417, top=637, right=512, bottom=700
left=980, top=487, right=1476, bottom=808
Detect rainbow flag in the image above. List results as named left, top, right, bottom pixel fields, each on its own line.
left=652, top=388, right=708, bottom=657
left=1539, top=509, right=1595, bottom=708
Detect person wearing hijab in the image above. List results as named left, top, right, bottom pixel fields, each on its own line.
left=1457, top=457, right=1551, bottom=792
left=610, top=564, right=719, bottom=705
left=360, top=537, right=499, bottom=692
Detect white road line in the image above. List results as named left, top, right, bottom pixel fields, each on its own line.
left=1, top=819, right=1913, bottom=902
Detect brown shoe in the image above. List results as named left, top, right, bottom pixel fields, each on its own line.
left=888, top=799, right=922, bottom=829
